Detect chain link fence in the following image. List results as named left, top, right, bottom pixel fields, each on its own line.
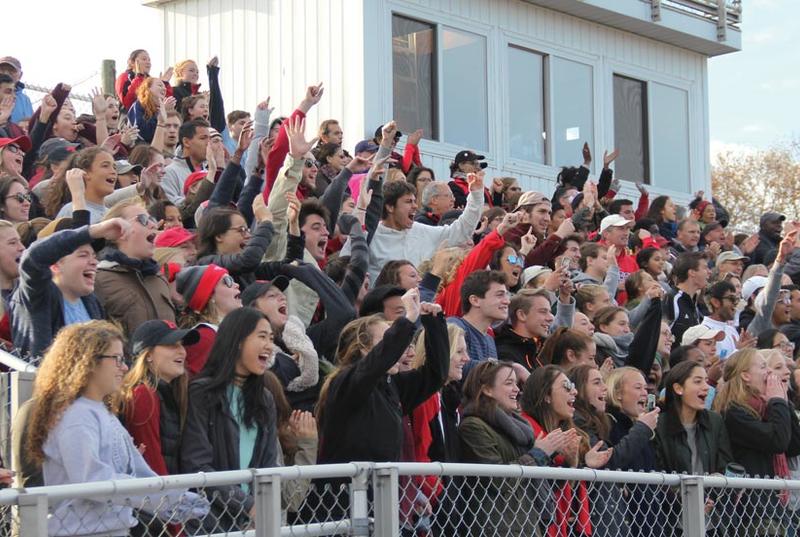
left=2, top=462, right=800, bottom=536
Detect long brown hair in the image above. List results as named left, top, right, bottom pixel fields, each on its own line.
left=461, top=361, right=516, bottom=422
left=263, top=370, right=296, bottom=459
left=570, top=364, right=611, bottom=441
left=114, top=347, right=189, bottom=431
left=315, top=315, right=388, bottom=426
left=27, top=321, right=124, bottom=464
left=538, top=327, right=593, bottom=368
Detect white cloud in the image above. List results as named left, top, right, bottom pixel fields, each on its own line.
left=740, top=124, right=765, bottom=133
left=710, top=140, right=759, bottom=162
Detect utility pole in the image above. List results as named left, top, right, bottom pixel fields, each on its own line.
left=101, top=60, right=116, bottom=96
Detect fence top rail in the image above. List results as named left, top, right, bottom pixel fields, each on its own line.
left=2, top=462, right=799, bottom=506
left=0, top=348, right=37, bottom=373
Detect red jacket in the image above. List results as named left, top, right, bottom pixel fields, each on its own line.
left=263, top=109, right=306, bottom=201
left=598, top=240, right=638, bottom=304
left=401, top=142, right=423, bottom=174
left=411, top=394, right=445, bottom=501
left=436, top=229, right=505, bottom=316
left=522, top=413, right=592, bottom=537
left=126, top=384, right=168, bottom=476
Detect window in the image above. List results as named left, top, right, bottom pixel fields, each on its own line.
left=507, top=46, right=545, bottom=164
left=392, top=15, right=436, bottom=139
left=551, top=57, right=594, bottom=168
left=613, top=74, right=649, bottom=183
left=651, top=83, right=690, bottom=192
left=441, top=28, right=488, bottom=151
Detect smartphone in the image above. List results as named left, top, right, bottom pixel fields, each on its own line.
left=646, top=394, right=657, bottom=412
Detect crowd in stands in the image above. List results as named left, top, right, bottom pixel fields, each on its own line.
left=2, top=50, right=800, bottom=535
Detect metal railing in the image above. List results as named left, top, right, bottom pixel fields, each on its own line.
left=651, top=0, right=742, bottom=25
left=2, top=462, right=800, bottom=536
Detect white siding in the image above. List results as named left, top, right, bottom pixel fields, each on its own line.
left=157, top=0, right=368, bottom=153
left=154, top=0, right=711, bottom=199
left=372, top=0, right=711, bottom=199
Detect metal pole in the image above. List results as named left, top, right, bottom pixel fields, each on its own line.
left=681, top=476, right=706, bottom=537
left=101, top=60, right=116, bottom=96
left=16, top=493, right=48, bottom=537
left=373, top=467, right=399, bottom=537
left=253, top=473, right=282, bottom=537
left=349, top=464, right=372, bottom=536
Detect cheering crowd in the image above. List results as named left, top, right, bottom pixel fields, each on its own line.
left=1, top=50, right=800, bottom=536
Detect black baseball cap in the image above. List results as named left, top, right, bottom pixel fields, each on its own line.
left=241, top=276, right=291, bottom=306
left=453, top=150, right=487, bottom=169
left=131, top=320, right=200, bottom=355
left=359, top=285, right=405, bottom=317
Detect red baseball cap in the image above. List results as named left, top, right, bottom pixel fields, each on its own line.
left=183, top=171, right=209, bottom=195
left=154, top=227, right=195, bottom=248
left=0, top=136, right=32, bottom=153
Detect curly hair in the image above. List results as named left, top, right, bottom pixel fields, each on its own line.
left=135, top=77, right=162, bottom=119
left=27, top=321, right=125, bottom=464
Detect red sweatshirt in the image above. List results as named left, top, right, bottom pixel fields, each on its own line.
left=126, top=384, right=168, bottom=476
left=263, top=109, right=306, bottom=201
left=401, top=142, right=423, bottom=174
left=184, top=324, right=217, bottom=377
left=436, top=229, right=505, bottom=317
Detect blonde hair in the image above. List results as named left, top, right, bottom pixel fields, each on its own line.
left=434, top=247, right=469, bottom=291
left=174, top=59, right=198, bottom=81
left=385, top=168, right=407, bottom=183
left=414, top=323, right=465, bottom=371
left=604, top=366, right=644, bottom=411
left=713, top=348, right=762, bottom=417
left=114, top=348, right=189, bottom=431
left=153, top=247, right=186, bottom=265
left=27, top=321, right=124, bottom=464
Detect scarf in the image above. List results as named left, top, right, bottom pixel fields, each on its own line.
left=103, top=248, right=160, bottom=276
left=525, top=416, right=592, bottom=537
left=749, top=395, right=790, bottom=505
left=593, top=332, right=635, bottom=367
left=462, top=404, right=535, bottom=449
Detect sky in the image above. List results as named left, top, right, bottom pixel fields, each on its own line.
left=5, top=0, right=798, bottom=158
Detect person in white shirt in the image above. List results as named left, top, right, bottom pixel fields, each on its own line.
left=701, top=280, right=743, bottom=359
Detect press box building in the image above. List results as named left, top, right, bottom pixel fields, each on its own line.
left=145, top=0, right=742, bottom=199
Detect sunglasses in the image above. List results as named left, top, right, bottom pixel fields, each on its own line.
left=220, top=274, right=235, bottom=288
left=132, top=213, right=158, bottom=227
left=562, top=379, right=576, bottom=392
left=5, top=192, right=32, bottom=204
left=96, top=354, right=127, bottom=368
left=304, top=159, right=316, bottom=168
left=507, top=255, right=524, bottom=267
left=4, top=144, right=23, bottom=155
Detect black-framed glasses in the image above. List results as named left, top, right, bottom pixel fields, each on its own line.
left=719, top=295, right=739, bottom=303
left=228, top=225, right=250, bottom=236
left=132, top=213, right=157, bottom=227
left=5, top=192, right=32, bottom=204
left=220, top=274, right=235, bottom=288
left=304, top=159, right=316, bottom=168
left=96, top=354, right=127, bottom=367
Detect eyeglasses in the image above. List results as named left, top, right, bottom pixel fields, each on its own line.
left=131, top=213, right=158, bottom=227
left=96, top=354, right=127, bottom=367
left=719, top=295, right=739, bottom=303
left=507, top=255, right=524, bottom=267
left=5, top=192, right=32, bottom=204
left=562, top=379, right=576, bottom=392
left=774, top=341, right=796, bottom=351
left=220, top=274, right=235, bottom=288
left=304, top=159, right=316, bottom=168
left=228, top=225, right=251, bottom=236
left=4, top=144, right=23, bottom=155
left=660, top=330, right=674, bottom=341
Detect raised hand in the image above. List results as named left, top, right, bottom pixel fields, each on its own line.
left=519, top=227, right=538, bottom=256
left=606, top=244, right=618, bottom=267
left=206, top=56, right=219, bottom=68
left=65, top=169, right=87, bottom=199
left=635, top=181, right=649, bottom=196
left=39, top=94, right=58, bottom=123
left=637, top=407, right=660, bottom=430
left=101, top=133, right=122, bottom=153
left=496, top=212, right=520, bottom=237
left=347, top=155, right=373, bottom=173
left=90, top=217, right=132, bottom=242
left=407, top=128, right=423, bottom=146
left=120, top=125, right=139, bottom=147
left=299, top=82, right=324, bottom=112
left=380, top=120, right=398, bottom=148
left=419, top=302, right=442, bottom=316
left=257, top=97, right=274, bottom=114
left=367, top=154, right=391, bottom=181
left=777, top=229, right=799, bottom=265
left=602, top=149, right=619, bottom=168
left=402, top=288, right=421, bottom=323
left=736, top=329, right=757, bottom=349
left=253, top=191, right=272, bottom=224
left=237, top=121, right=254, bottom=153
left=160, top=66, right=175, bottom=82
left=467, top=170, right=485, bottom=192
left=289, top=410, right=317, bottom=440
left=285, top=116, right=317, bottom=159
left=90, top=87, right=108, bottom=118
left=554, top=217, right=576, bottom=239
left=582, top=142, right=591, bottom=166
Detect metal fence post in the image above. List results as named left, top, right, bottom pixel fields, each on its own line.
left=681, top=475, right=706, bottom=537
left=253, top=472, right=281, bottom=537
left=349, top=464, right=372, bottom=536
left=17, top=493, right=48, bottom=537
left=373, top=467, right=399, bottom=537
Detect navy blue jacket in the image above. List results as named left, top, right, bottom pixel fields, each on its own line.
left=10, top=226, right=104, bottom=358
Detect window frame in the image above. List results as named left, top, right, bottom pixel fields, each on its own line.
left=612, top=73, right=651, bottom=184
